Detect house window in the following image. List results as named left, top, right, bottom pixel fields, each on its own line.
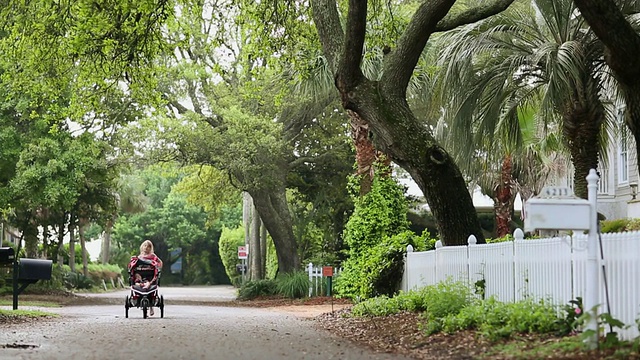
left=618, top=108, right=629, bottom=184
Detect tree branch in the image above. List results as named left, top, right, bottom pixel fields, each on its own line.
left=288, top=145, right=349, bottom=169
left=337, top=0, right=367, bottom=91
left=310, top=0, right=345, bottom=74
left=435, top=0, right=516, bottom=32
left=573, top=0, right=640, bottom=77
left=381, top=0, right=456, bottom=97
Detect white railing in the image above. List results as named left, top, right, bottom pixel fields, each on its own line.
left=307, top=263, right=342, bottom=297
left=402, top=229, right=640, bottom=340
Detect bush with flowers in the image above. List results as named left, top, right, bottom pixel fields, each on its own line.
left=556, top=297, right=584, bottom=336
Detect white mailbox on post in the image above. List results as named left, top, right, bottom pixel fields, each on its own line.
left=524, top=186, right=591, bottom=231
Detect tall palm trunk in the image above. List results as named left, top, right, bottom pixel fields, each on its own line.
left=563, top=75, right=604, bottom=199
left=571, top=0, right=640, bottom=176
left=349, top=110, right=376, bottom=195
left=494, top=154, right=514, bottom=238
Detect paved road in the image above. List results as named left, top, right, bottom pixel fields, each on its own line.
left=0, top=287, right=412, bottom=360
left=80, top=284, right=238, bottom=303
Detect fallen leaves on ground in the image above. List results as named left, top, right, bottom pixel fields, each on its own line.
left=314, top=308, right=640, bottom=360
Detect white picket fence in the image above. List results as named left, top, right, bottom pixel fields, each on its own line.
left=307, top=263, right=342, bottom=297
left=401, top=229, right=640, bottom=340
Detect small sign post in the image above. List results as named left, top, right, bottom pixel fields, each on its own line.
left=322, top=266, right=333, bottom=297
left=237, top=246, right=248, bottom=259
left=238, top=246, right=248, bottom=283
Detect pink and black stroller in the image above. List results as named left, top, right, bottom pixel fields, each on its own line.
left=125, top=256, right=164, bottom=319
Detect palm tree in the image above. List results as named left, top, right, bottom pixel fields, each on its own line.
left=437, top=0, right=610, bottom=208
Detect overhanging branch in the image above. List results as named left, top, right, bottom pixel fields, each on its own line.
left=435, top=0, right=516, bottom=32
left=310, top=0, right=345, bottom=74
left=337, top=0, right=367, bottom=91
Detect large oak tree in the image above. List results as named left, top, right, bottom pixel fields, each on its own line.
left=310, top=0, right=517, bottom=245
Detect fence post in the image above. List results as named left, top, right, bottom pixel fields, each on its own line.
left=467, top=235, right=477, bottom=294
left=307, top=262, right=313, bottom=297
left=513, top=228, right=524, bottom=301
left=401, top=245, right=414, bottom=292
left=585, top=169, right=600, bottom=349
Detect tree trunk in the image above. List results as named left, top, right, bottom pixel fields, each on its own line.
left=349, top=110, right=376, bottom=195
left=249, top=209, right=262, bottom=280
left=101, top=217, right=114, bottom=264
left=260, top=219, right=267, bottom=277
left=68, top=215, right=76, bottom=272
left=56, top=217, right=65, bottom=268
left=79, top=219, right=89, bottom=277
left=347, top=83, right=485, bottom=245
left=562, top=75, right=604, bottom=200
left=249, top=186, right=300, bottom=274
left=242, top=191, right=251, bottom=248
left=23, top=222, right=39, bottom=259
left=571, top=0, right=640, bottom=176
left=494, top=154, right=514, bottom=238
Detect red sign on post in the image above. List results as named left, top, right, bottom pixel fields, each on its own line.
left=322, top=266, right=333, bottom=277
left=238, top=246, right=248, bottom=259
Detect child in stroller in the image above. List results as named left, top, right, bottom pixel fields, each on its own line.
left=125, top=255, right=164, bottom=318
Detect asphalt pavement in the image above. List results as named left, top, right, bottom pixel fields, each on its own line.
left=0, top=286, right=412, bottom=360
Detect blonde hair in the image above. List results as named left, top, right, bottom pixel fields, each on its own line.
left=140, top=240, right=154, bottom=255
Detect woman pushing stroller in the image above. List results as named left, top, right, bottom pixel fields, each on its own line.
left=127, top=240, right=163, bottom=317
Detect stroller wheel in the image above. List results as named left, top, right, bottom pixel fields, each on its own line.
left=142, top=298, right=149, bottom=319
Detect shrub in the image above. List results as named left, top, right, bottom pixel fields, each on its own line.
left=625, top=218, right=640, bottom=231
left=351, top=281, right=471, bottom=317
left=434, top=296, right=565, bottom=341
left=335, top=230, right=432, bottom=299
left=351, top=296, right=401, bottom=317
left=237, top=279, right=278, bottom=300
left=63, top=272, right=93, bottom=289
left=276, top=271, right=310, bottom=299
left=600, top=219, right=629, bottom=233
left=218, top=226, right=245, bottom=286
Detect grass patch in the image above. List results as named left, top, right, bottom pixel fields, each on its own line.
left=0, top=309, right=58, bottom=318
left=0, top=299, right=61, bottom=307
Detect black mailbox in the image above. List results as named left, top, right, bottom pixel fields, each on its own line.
left=236, top=264, right=247, bottom=274
left=18, top=258, right=53, bottom=280
left=0, top=247, right=15, bottom=265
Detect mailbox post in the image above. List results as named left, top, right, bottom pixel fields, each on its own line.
left=0, top=248, right=53, bottom=310
left=524, top=169, right=600, bottom=349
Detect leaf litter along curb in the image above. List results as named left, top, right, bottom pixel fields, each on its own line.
left=313, top=307, right=640, bottom=360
